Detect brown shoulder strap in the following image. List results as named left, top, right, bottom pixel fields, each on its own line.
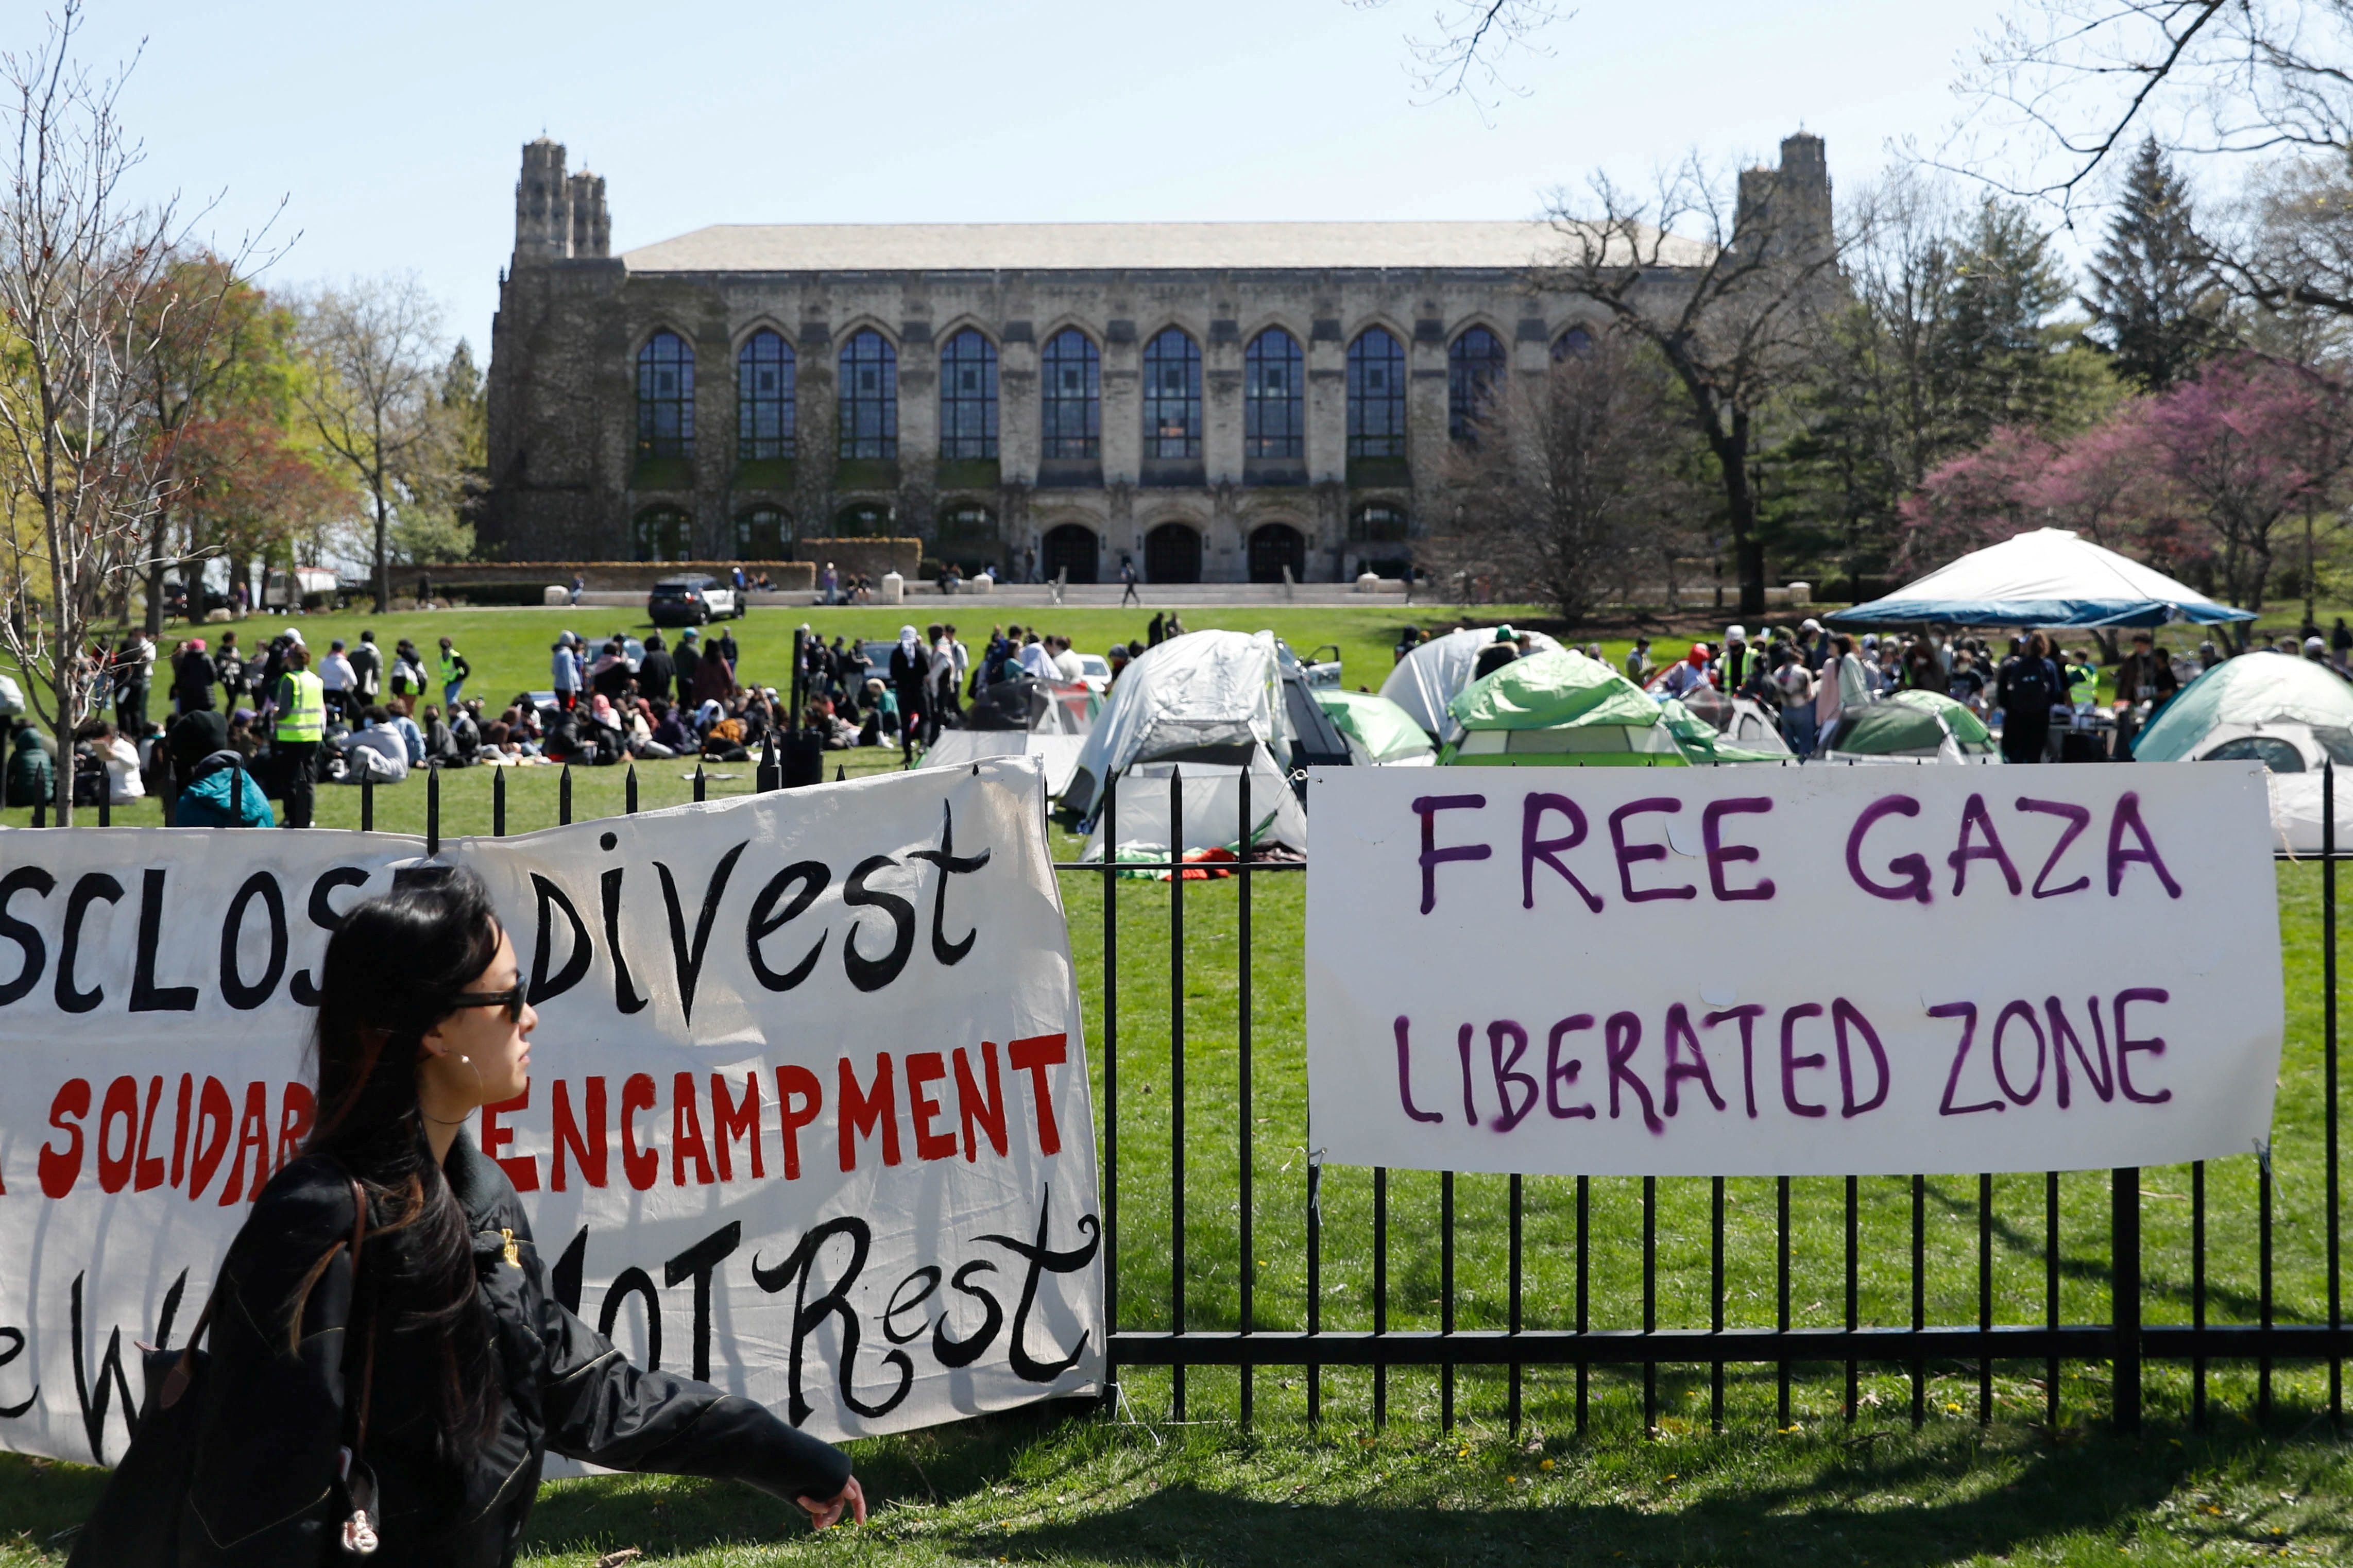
left=346, top=1176, right=377, bottom=1459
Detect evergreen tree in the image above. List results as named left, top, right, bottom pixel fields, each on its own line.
left=1938, top=198, right=2077, bottom=443
left=2082, top=137, right=2226, bottom=391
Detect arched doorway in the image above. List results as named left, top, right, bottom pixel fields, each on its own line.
left=1248, top=523, right=1306, bottom=584
left=1144, top=522, right=1202, bottom=584
left=1040, top=523, right=1099, bottom=584
left=634, top=507, right=693, bottom=563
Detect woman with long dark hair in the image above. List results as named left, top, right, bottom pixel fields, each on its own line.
left=170, top=868, right=862, bottom=1563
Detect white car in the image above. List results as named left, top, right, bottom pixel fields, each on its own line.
left=1073, top=654, right=1113, bottom=694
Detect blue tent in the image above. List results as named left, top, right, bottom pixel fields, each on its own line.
left=1830, top=528, right=2254, bottom=629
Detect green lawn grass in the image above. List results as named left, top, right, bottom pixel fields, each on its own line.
left=0, top=607, right=2346, bottom=1564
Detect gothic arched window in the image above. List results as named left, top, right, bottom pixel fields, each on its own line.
left=1553, top=324, right=1596, bottom=359
left=636, top=331, right=694, bottom=460
left=1348, top=328, right=1406, bottom=459
left=1244, top=328, right=1305, bottom=459
left=1040, top=329, right=1101, bottom=459
left=837, top=328, right=898, bottom=461
left=1447, top=326, right=1507, bottom=441
left=737, top=330, right=795, bottom=461
left=938, top=329, right=999, bottom=461
left=1141, top=328, right=1202, bottom=459
left=735, top=506, right=789, bottom=557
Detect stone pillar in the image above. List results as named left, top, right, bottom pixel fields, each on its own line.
left=1101, top=318, right=1141, bottom=488
left=1000, top=322, right=1039, bottom=487
left=897, top=318, right=939, bottom=542
left=1203, top=315, right=1242, bottom=486
left=696, top=316, right=734, bottom=557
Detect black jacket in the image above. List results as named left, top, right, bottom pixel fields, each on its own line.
left=637, top=649, right=675, bottom=704
left=179, top=1135, right=850, bottom=1566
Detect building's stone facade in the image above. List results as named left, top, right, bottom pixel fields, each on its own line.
left=484, top=135, right=1830, bottom=584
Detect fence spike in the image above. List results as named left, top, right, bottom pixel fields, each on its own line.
left=426, top=764, right=440, bottom=855
left=559, top=763, right=573, bottom=825
left=361, top=776, right=374, bottom=832
left=626, top=762, right=639, bottom=815
left=694, top=764, right=706, bottom=804
left=493, top=765, right=506, bottom=837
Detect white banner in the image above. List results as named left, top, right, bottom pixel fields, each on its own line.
left=0, top=758, right=1102, bottom=1467
left=1306, top=764, right=2284, bottom=1178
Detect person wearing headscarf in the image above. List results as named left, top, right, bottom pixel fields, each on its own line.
left=890, top=625, right=932, bottom=761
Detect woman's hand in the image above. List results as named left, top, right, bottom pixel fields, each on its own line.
left=797, top=1476, right=867, bottom=1530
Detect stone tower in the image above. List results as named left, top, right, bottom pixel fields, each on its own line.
left=512, top=137, right=608, bottom=265
left=1733, top=132, right=1833, bottom=266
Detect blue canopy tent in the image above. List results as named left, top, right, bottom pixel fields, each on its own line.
left=1828, top=528, right=2255, bottom=629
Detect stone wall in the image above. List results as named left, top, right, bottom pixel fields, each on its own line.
left=792, top=538, right=923, bottom=586
left=418, top=560, right=815, bottom=591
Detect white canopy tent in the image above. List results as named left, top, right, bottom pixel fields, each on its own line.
left=1378, top=627, right=1567, bottom=743
left=1828, top=527, right=2254, bottom=629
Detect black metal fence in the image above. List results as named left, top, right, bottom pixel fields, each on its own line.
left=29, top=748, right=2348, bottom=1437
left=1070, top=762, right=2347, bottom=1438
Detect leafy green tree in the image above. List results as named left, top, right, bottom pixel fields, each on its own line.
left=2082, top=137, right=2227, bottom=391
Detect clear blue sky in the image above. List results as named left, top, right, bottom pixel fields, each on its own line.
left=66, top=0, right=2016, bottom=351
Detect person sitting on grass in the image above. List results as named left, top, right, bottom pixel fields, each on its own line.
left=166, top=710, right=273, bottom=827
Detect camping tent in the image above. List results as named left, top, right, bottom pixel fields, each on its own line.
left=916, top=731, right=1088, bottom=795
left=1063, top=629, right=1284, bottom=816
left=1437, top=649, right=1782, bottom=765
left=1315, top=688, right=1437, bottom=765
left=1829, top=528, right=2255, bottom=629
left=2131, top=652, right=2353, bottom=765
left=1080, top=744, right=1309, bottom=861
left=1820, top=690, right=1999, bottom=763
left=1380, top=627, right=1568, bottom=742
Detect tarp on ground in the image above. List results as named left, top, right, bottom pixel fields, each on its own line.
left=1828, top=527, right=2255, bottom=629
left=1379, top=626, right=1568, bottom=742
left=1064, top=630, right=1283, bottom=816
left=917, top=729, right=1088, bottom=795
left=1315, top=687, right=1438, bottom=765
left=1079, top=743, right=1307, bottom=861
left=2132, top=652, right=2353, bottom=762
left=1821, top=689, right=2000, bottom=763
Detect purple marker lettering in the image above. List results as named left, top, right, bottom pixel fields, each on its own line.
left=1931, top=1001, right=2002, bottom=1116
left=1545, top=1015, right=1596, bottom=1119
left=1522, top=793, right=1605, bottom=913
left=1489, top=1020, right=1537, bottom=1132
left=1393, top=1015, right=1443, bottom=1123
left=2114, top=987, right=2174, bottom=1103
left=1609, top=797, right=1697, bottom=904
left=1948, top=792, right=2023, bottom=896
left=1412, top=793, right=1491, bottom=915
left=1779, top=1002, right=1828, bottom=1118
left=1846, top=795, right=1932, bottom=904
left=2106, top=793, right=2183, bottom=899
left=1605, top=1011, right=1663, bottom=1133
left=1704, top=1003, right=1767, bottom=1119
left=1701, top=798, right=1775, bottom=901
left=1662, top=1003, right=1727, bottom=1116
left=1831, top=997, right=1890, bottom=1117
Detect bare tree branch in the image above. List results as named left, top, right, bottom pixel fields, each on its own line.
left=1348, top=0, right=1572, bottom=111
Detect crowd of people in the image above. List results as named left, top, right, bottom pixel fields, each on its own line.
left=1395, top=614, right=2353, bottom=764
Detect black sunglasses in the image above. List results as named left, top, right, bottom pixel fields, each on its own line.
left=445, top=982, right=526, bottom=1024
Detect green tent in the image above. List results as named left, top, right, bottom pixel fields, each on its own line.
left=1314, top=688, right=1437, bottom=764
left=1823, top=690, right=1997, bottom=760
left=1439, top=649, right=1780, bottom=766
left=2132, top=652, right=2353, bottom=762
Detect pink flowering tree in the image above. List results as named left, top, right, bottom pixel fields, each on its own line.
left=2126, top=354, right=2353, bottom=616
left=1893, top=425, right=2059, bottom=569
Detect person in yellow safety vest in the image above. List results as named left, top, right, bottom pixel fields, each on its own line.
left=438, top=635, right=471, bottom=710
left=2064, top=650, right=2100, bottom=712
left=272, top=646, right=324, bottom=829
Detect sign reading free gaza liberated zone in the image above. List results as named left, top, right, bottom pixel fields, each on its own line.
left=1307, top=765, right=2285, bottom=1179
left=0, top=758, right=1102, bottom=1468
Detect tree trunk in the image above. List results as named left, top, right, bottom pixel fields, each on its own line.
left=372, top=484, right=391, bottom=613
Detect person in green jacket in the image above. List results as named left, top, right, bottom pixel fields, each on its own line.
left=5, top=722, right=55, bottom=808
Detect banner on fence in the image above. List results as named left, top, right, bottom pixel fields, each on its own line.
left=0, top=757, right=1102, bottom=1467
left=1306, top=763, right=2284, bottom=1178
